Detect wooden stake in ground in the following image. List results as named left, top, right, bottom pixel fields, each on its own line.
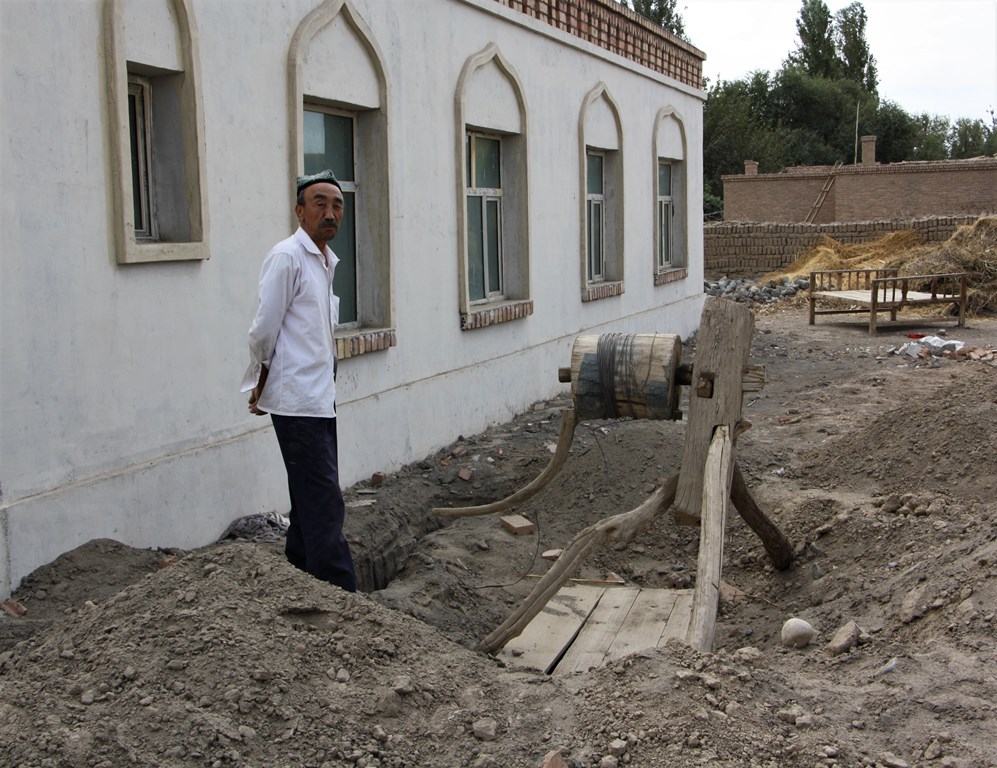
left=685, top=425, right=733, bottom=652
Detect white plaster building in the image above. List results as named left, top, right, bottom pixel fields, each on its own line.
left=0, top=0, right=706, bottom=598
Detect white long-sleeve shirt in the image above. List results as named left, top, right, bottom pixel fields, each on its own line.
left=240, top=228, right=340, bottom=417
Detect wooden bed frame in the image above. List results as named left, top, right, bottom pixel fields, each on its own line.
left=808, top=268, right=968, bottom=334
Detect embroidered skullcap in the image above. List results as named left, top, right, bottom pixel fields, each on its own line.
left=296, top=169, right=342, bottom=194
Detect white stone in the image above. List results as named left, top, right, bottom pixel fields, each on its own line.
left=781, top=618, right=816, bottom=648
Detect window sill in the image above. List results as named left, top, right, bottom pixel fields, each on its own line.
left=654, top=267, right=687, bottom=286
left=335, top=327, right=396, bottom=359
left=581, top=280, right=624, bottom=302
left=119, top=240, right=209, bottom=264
left=461, top=299, right=533, bottom=330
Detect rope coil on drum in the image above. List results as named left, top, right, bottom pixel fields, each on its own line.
left=572, top=332, right=682, bottom=422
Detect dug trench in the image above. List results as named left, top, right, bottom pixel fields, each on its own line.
left=1, top=305, right=995, bottom=768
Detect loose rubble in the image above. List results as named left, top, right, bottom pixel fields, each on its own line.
left=1, top=309, right=995, bottom=767
left=704, top=275, right=810, bottom=304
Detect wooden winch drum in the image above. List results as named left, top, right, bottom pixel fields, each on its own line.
left=569, top=333, right=683, bottom=421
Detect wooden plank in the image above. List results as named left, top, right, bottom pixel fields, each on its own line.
left=686, top=426, right=733, bottom=653
left=604, top=589, right=679, bottom=662
left=673, top=297, right=754, bottom=524
left=554, top=587, right=640, bottom=675
left=658, top=590, right=694, bottom=644
left=500, top=585, right=604, bottom=673
left=812, top=289, right=877, bottom=304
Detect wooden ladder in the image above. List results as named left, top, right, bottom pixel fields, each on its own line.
left=804, top=160, right=842, bottom=224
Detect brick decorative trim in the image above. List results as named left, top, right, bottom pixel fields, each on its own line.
left=335, top=328, right=397, bottom=360
left=461, top=299, right=534, bottom=330
left=489, top=0, right=703, bottom=89
left=581, top=280, right=625, bottom=302
left=654, top=267, right=687, bottom=286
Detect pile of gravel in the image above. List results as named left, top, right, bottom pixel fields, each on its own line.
left=704, top=276, right=810, bottom=304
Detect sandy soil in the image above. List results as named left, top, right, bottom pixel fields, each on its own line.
left=2, top=304, right=995, bottom=768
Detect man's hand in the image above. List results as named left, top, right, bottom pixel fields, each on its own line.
left=248, top=366, right=269, bottom=416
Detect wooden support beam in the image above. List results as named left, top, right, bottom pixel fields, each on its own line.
left=476, top=474, right=680, bottom=655
left=673, top=297, right=755, bottom=524
left=433, top=409, right=577, bottom=519
left=730, top=464, right=793, bottom=571
left=685, top=425, right=733, bottom=653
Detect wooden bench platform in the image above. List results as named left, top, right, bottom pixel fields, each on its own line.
left=499, top=585, right=694, bottom=675
left=808, top=268, right=967, bottom=334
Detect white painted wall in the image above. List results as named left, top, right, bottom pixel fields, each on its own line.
left=0, top=0, right=705, bottom=598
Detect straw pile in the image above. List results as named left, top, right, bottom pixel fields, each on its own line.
left=766, top=216, right=997, bottom=314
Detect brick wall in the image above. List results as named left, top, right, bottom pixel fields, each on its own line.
left=723, top=158, right=997, bottom=223
left=490, top=0, right=704, bottom=89
left=835, top=163, right=997, bottom=220
left=704, top=215, right=980, bottom=279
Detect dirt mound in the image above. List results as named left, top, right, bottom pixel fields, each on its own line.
left=801, top=362, right=997, bottom=500
left=0, top=542, right=571, bottom=768
left=2, top=309, right=996, bottom=767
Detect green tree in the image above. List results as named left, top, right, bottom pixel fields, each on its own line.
left=769, top=68, right=873, bottom=161
left=702, top=75, right=790, bottom=210
left=623, top=0, right=685, bottom=38
left=948, top=117, right=992, bottom=158
left=786, top=0, right=838, bottom=79
left=868, top=100, right=917, bottom=163
left=834, top=2, right=878, bottom=93
left=910, top=113, right=950, bottom=160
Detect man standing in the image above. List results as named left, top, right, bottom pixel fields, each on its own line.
left=240, top=169, right=356, bottom=592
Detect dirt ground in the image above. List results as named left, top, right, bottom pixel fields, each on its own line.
left=2, top=303, right=995, bottom=768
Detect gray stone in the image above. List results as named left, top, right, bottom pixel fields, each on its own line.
left=826, top=620, right=861, bottom=656
left=473, top=718, right=498, bottom=741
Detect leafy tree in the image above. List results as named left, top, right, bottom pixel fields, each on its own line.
left=867, top=100, right=917, bottom=163
left=623, top=0, right=685, bottom=38
left=948, top=117, right=992, bottom=158
left=702, top=76, right=790, bottom=204
left=768, top=68, right=873, bottom=161
left=786, top=0, right=838, bottom=79
left=910, top=113, right=950, bottom=160
left=834, top=2, right=878, bottom=93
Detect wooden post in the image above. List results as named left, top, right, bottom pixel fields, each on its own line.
left=685, top=425, right=733, bottom=653
left=673, top=297, right=754, bottom=525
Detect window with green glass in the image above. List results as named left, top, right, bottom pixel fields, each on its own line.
left=657, top=160, right=673, bottom=270
left=586, top=151, right=605, bottom=281
left=304, top=107, right=358, bottom=324
left=465, top=133, right=503, bottom=301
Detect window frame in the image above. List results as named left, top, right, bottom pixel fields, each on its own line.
left=127, top=75, right=156, bottom=241
left=657, top=159, right=674, bottom=271
left=104, top=0, right=209, bottom=263
left=585, top=150, right=606, bottom=283
left=465, top=131, right=505, bottom=303
left=303, top=103, right=361, bottom=330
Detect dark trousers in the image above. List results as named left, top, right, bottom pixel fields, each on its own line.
left=271, top=414, right=356, bottom=592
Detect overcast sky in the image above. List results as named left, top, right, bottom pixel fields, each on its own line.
left=678, top=0, right=997, bottom=122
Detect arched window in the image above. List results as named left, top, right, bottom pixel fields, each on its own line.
left=289, top=0, right=395, bottom=358
left=104, top=0, right=208, bottom=263
left=580, top=83, right=625, bottom=302
left=653, top=108, right=688, bottom=283
left=455, top=44, right=532, bottom=331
